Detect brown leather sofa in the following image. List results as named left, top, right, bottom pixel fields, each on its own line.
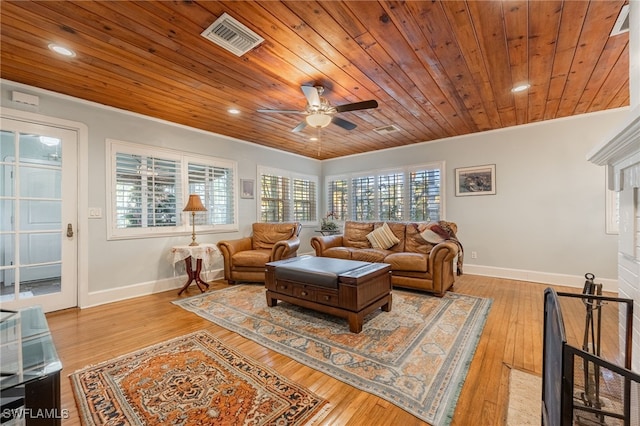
left=310, top=221, right=461, bottom=297
left=217, top=222, right=301, bottom=284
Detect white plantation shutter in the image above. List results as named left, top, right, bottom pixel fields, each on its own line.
left=114, top=153, right=181, bottom=230
left=293, top=177, right=316, bottom=222
left=409, top=167, right=441, bottom=222
left=326, top=177, right=348, bottom=221
left=187, top=161, right=235, bottom=226
left=259, top=167, right=318, bottom=224
left=260, top=173, right=290, bottom=222
left=378, top=172, right=404, bottom=221
left=351, top=175, right=376, bottom=221
left=327, top=162, right=443, bottom=222
left=108, top=140, right=237, bottom=239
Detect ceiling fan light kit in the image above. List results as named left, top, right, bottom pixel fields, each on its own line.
left=306, top=113, right=332, bottom=128
left=258, top=85, right=378, bottom=133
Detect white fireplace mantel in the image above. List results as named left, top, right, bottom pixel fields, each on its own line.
left=588, top=105, right=640, bottom=371
left=587, top=105, right=640, bottom=192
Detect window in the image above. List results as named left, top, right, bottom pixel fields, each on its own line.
left=188, top=161, right=235, bottom=226
left=327, top=178, right=348, bottom=220
left=326, top=162, right=444, bottom=222
left=108, top=139, right=237, bottom=239
left=258, top=166, right=318, bottom=224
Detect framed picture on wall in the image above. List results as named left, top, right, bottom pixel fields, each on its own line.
left=455, top=164, right=496, bottom=196
left=240, top=179, right=254, bottom=199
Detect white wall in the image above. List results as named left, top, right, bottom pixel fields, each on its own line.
left=1, top=79, right=630, bottom=305
left=324, top=108, right=631, bottom=291
left=1, top=80, right=321, bottom=305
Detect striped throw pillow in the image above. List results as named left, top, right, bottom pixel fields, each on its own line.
left=366, top=222, right=400, bottom=249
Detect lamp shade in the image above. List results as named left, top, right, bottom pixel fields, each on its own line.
left=306, top=113, right=332, bottom=128
left=183, top=194, right=207, bottom=212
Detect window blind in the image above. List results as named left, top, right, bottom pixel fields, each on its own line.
left=326, top=162, right=443, bottom=222
left=114, top=153, right=180, bottom=229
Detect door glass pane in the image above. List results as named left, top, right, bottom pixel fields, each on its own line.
left=19, top=134, right=61, bottom=164
left=0, top=200, right=14, bottom=231
left=20, top=233, right=61, bottom=263
left=6, top=132, right=64, bottom=299
left=0, top=130, right=16, bottom=159
left=0, top=131, right=15, bottom=302
left=19, top=167, right=61, bottom=198
left=0, top=164, right=15, bottom=197
left=19, top=264, right=61, bottom=296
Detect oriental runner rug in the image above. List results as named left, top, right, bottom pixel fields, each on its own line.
left=70, top=330, right=330, bottom=426
left=174, top=286, right=491, bottom=426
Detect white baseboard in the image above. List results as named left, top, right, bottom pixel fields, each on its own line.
left=83, top=269, right=224, bottom=308
left=464, top=264, right=618, bottom=293
left=82, top=263, right=618, bottom=309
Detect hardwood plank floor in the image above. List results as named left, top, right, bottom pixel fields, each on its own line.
left=44, top=274, right=617, bottom=425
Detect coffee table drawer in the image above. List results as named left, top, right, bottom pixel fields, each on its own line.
left=292, top=285, right=316, bottom=301
left=316, top=288, right=339, bottom=306
left=269, top=281, right=294, bottom=296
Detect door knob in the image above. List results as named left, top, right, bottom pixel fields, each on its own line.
left=67, top=223, right=74, bottom=237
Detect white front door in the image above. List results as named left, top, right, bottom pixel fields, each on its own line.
left=0, top=117, right=78, bottom=312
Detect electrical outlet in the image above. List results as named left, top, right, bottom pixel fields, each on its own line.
left=471, top=251, right=478, bottom=259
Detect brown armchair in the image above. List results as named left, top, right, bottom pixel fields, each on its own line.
left=217, top=222, right=301, bottom=284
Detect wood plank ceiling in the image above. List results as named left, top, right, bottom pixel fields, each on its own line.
left=0, top=1, right=630, bottom=160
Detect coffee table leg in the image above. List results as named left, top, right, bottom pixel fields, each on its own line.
left=382, top=297, right=392, bottom=312
left=265, top=290, right=278, bottom=307
left=348, top=312, right=364, bottom=333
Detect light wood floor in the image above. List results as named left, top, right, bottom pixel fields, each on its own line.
left=45, top=274, right=617, bottom=425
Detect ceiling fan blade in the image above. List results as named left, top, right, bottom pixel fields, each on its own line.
left=301, top=85, right=321, bottom=108
left=257, top=109, right=305, bottom=114
left=335, top=100, right=378, bottom=113
left=292, top=121, right=307, bottom=132
left=332, top=116, right=357, bottom=131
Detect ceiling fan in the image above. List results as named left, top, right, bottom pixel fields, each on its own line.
left=257, top=85, right=378, bottom=133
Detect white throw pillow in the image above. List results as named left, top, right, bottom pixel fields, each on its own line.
left=366, top=223, right=400, bottom=249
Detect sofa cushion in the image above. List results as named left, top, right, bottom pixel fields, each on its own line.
left=350, top=248, right=389, bottom=263
left=404, top=223, right=433, bottom=253
left=252, top=223, right=296, bottom=250
left=232, top=249, right=271, bottom=267
left=366, top=222, right=400, bottom=249
left=385, top=252, right=428, bottom=272
left=323, top=247, right=353, bottom=259
left=343, top=221, right=374, bottom=248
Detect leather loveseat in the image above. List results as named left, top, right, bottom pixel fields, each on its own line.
left=310, top=221, right=461, bottom=297
left=217, top=222, right=301, bottom=284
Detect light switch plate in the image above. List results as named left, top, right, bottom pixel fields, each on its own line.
left=89, top=207, right=102, bottom=218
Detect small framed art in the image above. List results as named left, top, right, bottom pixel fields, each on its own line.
left=240, top=179, right=255, bottom=199
left=455, top=164, right=496, bottom=196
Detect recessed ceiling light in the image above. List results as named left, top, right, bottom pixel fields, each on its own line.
left=511, top=84, right=530, bottom=93
left=309, top=137, right=318, bottom=141
left=48, top=43, right=76, bottom=57
left=228, top=108, right=240, bottom=114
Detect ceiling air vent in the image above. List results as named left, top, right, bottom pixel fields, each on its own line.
left=373, top=124, right=402, bottom=135
left=201, top=13, right=264, bottom=56
left=610, top=4, right=629, bottom=36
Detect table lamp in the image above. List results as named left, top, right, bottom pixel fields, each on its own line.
left=183, top=194, right=207, bottom=246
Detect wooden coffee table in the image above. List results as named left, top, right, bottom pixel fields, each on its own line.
left=265, top=256, right=392, bottom=333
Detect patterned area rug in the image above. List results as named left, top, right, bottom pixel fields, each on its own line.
left=174, top=286, right=492, bottom=425
left=70, top=330, right=330, bottom=425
